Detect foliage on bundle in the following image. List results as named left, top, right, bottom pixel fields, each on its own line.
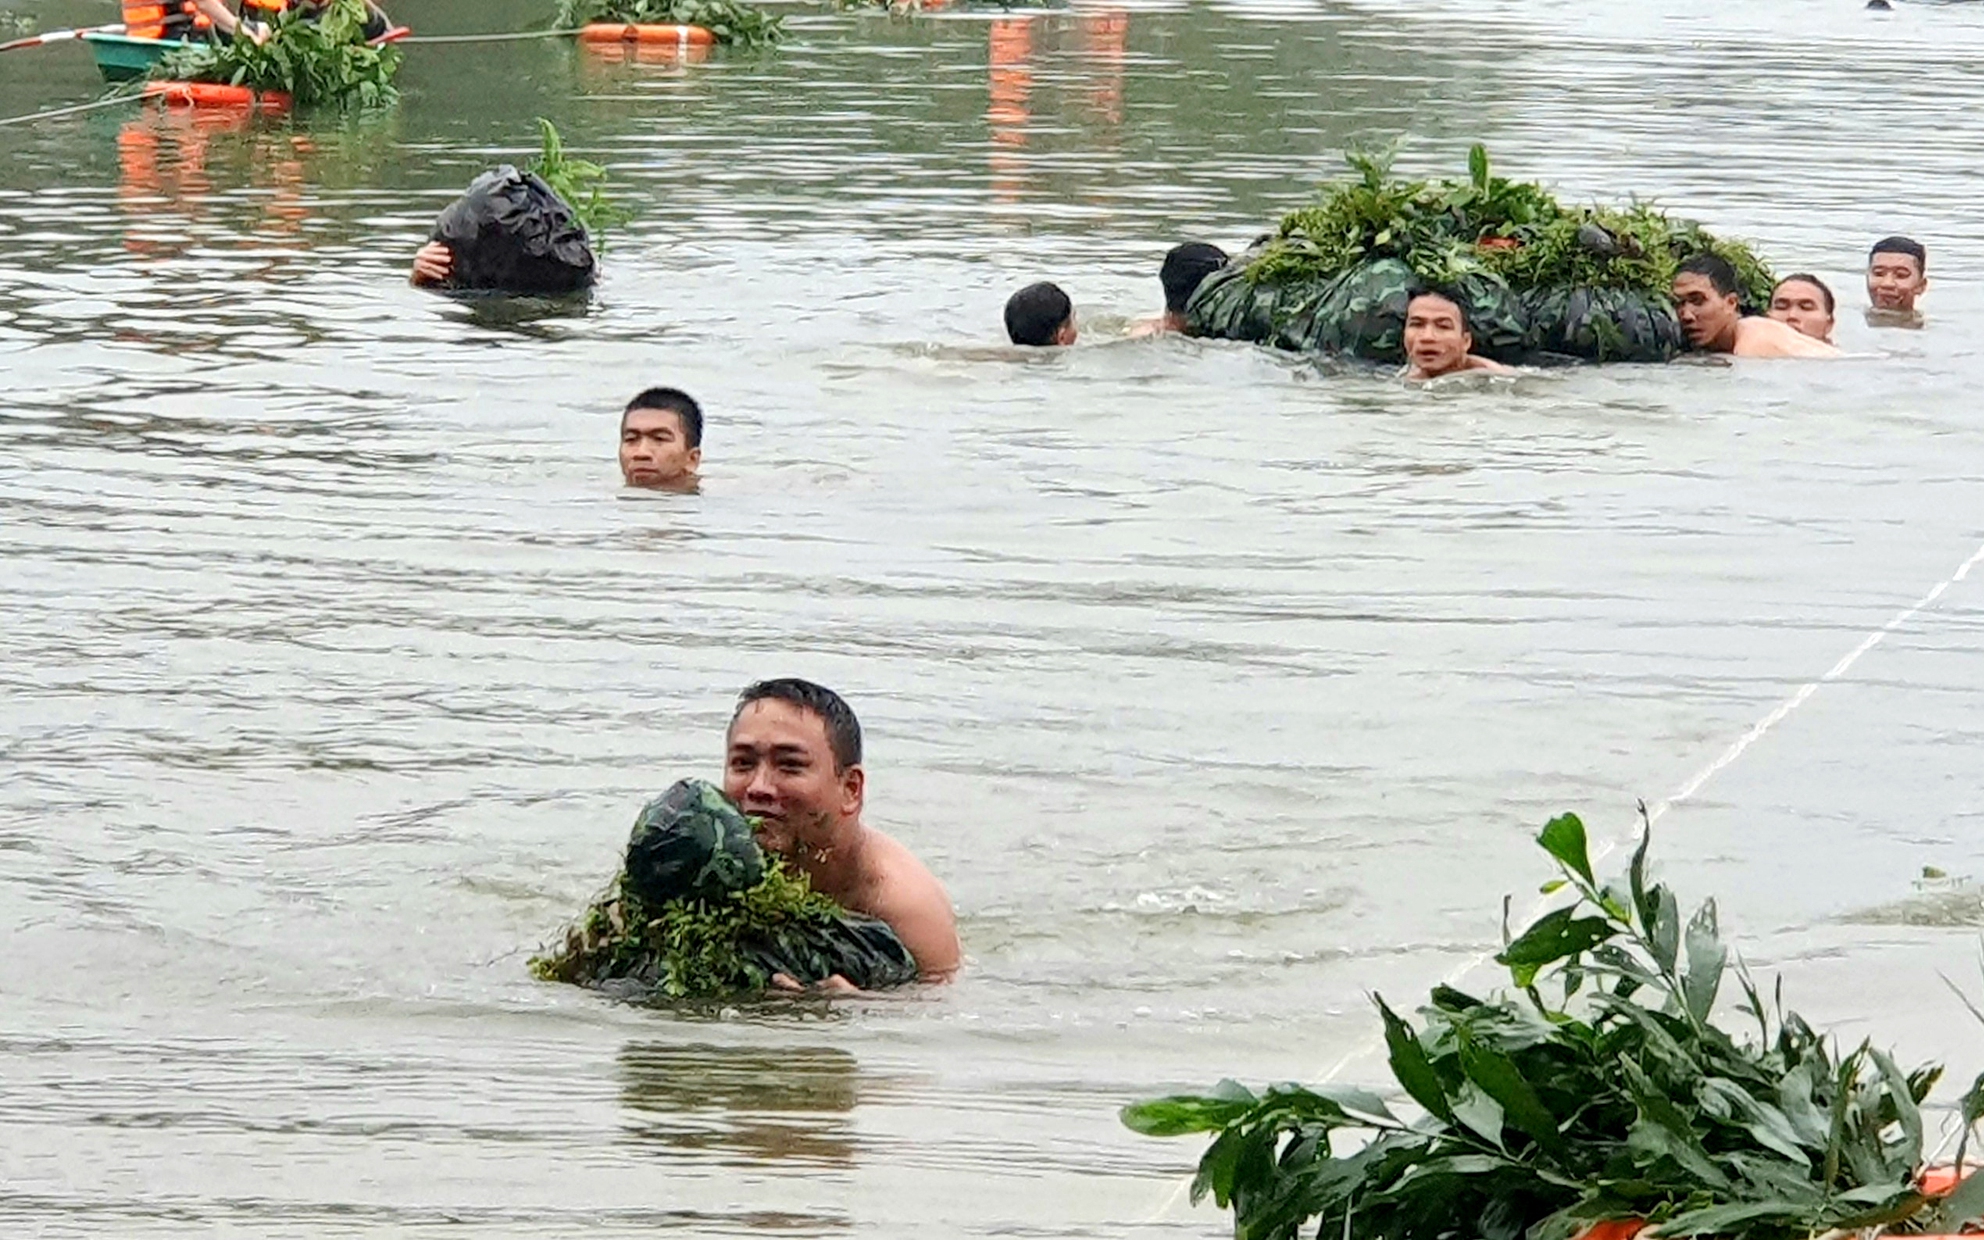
left=1487, top=206, right=1775, bottom=312
left=531, top=855, right=843, bottom=999
left=153, top=0, right=400, bottom=108
left=1123, top=814, right=1984, bottom=1240
left=554, top=0, right=785, bottom=46
left=1249, top=145, right=1773, bottom=305
left=528, top=119, right=629, bottom=240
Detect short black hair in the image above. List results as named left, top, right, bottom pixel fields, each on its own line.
left=1159, top=243, right=1229, bottom=314
left=1004, top=282, right=1073, bottom=346
left=733, top=678, right=863, bottom=770
left=1869, top=235, right=1927, bottom=274
left=623, top=387, right=703, bottom=449
left=1676, top=252, right=1740, bottom=298
left=1406, top=286, right=1472, bottom=333
left=1774, top=273, right=1836, bottom=316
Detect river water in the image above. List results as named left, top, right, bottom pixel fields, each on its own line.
left=4, top=0, right=1984, bottom=1234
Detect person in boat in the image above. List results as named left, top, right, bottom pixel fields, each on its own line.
left=1767, top=273, right=1836, bottom=344
left=618, top=387, right=703, bottom=492
left=121, top=0, right=245, bottom=41
left=1672, top=253, right=1840, bottom=358
left=1865, top=235, right=1927, bottom=325
left=724, top=678, right=961, bottom=988
left=238, top=0, right=393, bottom=43
left=1004, top=282, right=1077, bottom=347
left=1130, top=242, right=1229, bottom=337
left=1402, top=289, right=1514, bottom=381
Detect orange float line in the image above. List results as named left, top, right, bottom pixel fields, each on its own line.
left=577, top=21, right=715, bottom=46
left=142, top=79, right=292, bottom=110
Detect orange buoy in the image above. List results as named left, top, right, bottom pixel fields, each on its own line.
left=142, top=79, right=291, bottom=110
left=1919, top=1163, right=1979, bottom=1198
left=577, top=21, right=716, bottom=46
left=1573, top=1221, right=1646, bottom=1240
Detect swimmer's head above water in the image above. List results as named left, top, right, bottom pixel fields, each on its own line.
left=1867, top=235, right=1928, bottom=315
left=1004, top=282, right=1077, bottom=347
left=1769, top=273, right=1836, bottom=343
left=619, top=387, right=703, bottom=490
left=1157, top=243, right=1228, bottom=333
left=1672, top=252, right=1744, bottom=349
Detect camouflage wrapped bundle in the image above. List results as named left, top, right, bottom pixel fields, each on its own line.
left=531, top=779, right=919, bottom=999
left=1187, top=145, right=1775, bottom=366
left=1524, top=286, right=1685, bottom=364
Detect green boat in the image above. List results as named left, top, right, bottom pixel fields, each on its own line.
left=81, top=32, right=189, bottom=82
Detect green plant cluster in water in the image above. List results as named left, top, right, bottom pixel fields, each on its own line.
left=1124, top=815, right=1984, bottom=1240
left=1251, top=144, right=1773, bottom=307
left=530, top=855, right=845, bottom=999
left=554, top=0, right=785, bottom=46
left=153, top=0, right=400, bottom=109
left=528, top=118, right=629, bottom=240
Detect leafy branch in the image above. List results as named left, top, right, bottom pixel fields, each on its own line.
left=554, top=0, right=785, bottom=46
left=1124, top=813, right=1983, bottom=1240
left=528, top=118, right=629, bottom=240
left=152, top=0, right=400, bottom=108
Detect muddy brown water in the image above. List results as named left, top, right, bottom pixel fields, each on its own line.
left=4, top=0, right=1984, bottom=1234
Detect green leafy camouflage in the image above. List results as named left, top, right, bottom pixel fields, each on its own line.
left=1123, top=815, right=1984, bottom=1240
left=1187, top=144, right=1776, bottom=365
left=532, top=779, right=920, bottom=999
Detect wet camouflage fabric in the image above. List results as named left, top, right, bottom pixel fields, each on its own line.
left=1524, top=286, right=1685, bottom=364
left=536, top=779, right=920, bottom=998
left=1187, top=253, right=1684, bottom=365
left=625, top=778, right=765, bottom=905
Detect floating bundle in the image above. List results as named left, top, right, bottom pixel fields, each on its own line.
left=555, top=0, right=785, bottom=47
left=531, top=779, right=920, bottom=1000
left=1188, top=147, right=1776, bottom=365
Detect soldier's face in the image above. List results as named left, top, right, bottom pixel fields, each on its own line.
left=725, top=700, right=862, bottom=855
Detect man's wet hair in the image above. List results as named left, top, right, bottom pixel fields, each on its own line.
left=734, top=678, right=863, bottom=771
left=1159, top=243, right=1229, bottom=315
left=1677, top=252, right=1741, bottom=298
left=1004, top=281, right=1074, bottom=346
left=1406, top=286, right=1472, bottom=333
left=1869, top=235, right=1927, bottom=275
left=1775, top=273, right=1836, bottom=315
left=624, top=387, right=703, bottom=448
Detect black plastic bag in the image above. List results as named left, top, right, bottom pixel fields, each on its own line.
left=1525, top=286, right=1684, bottom=363
left=430, top=165, right=596, bottom=296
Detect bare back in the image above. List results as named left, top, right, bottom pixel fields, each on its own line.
left=1732, top=315, right=1841, bottom=359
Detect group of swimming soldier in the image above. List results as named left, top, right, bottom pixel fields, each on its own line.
left=1003, top=235, right=1932, bottom=378
left=119, top=0, right=392, bottom=42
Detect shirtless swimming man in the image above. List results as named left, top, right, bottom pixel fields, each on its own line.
left=1672, top=253, right=1839, bottom=358
left=723, top=678, right=961, bottom=987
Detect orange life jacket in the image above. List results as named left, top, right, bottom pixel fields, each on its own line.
left=122, top=0, right=210, bottom=40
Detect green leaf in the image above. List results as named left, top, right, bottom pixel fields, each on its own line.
left=1378, top=996, right=1452, bottom=1123
left=1468, top=142, right=1490, bottom=191
left=1459, top=1040, right=1563, bottom=1153
left=1450, top=1078, right=1507, bottom=1148
left=1537, top=813, right=1595, bottom=887
left=1656, top=1199, right=1814, bottom=1235
left=1497, top=907, right=1617, bottom=986
left=1680, top=898, right=1725, bottom=1024
left=1119, top=1088, right=1260, bottom=1137
left=1650, top=886, right=1681, bottom=974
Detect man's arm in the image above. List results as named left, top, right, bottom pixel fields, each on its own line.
left=864, top=831, right=961, bottom=980
left=190, top=0, right=240, bottom=34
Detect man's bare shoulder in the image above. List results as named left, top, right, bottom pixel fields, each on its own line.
left=1733, top=316, right=1841, bottom=358
left=857, top=827, right=961, bottom=979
